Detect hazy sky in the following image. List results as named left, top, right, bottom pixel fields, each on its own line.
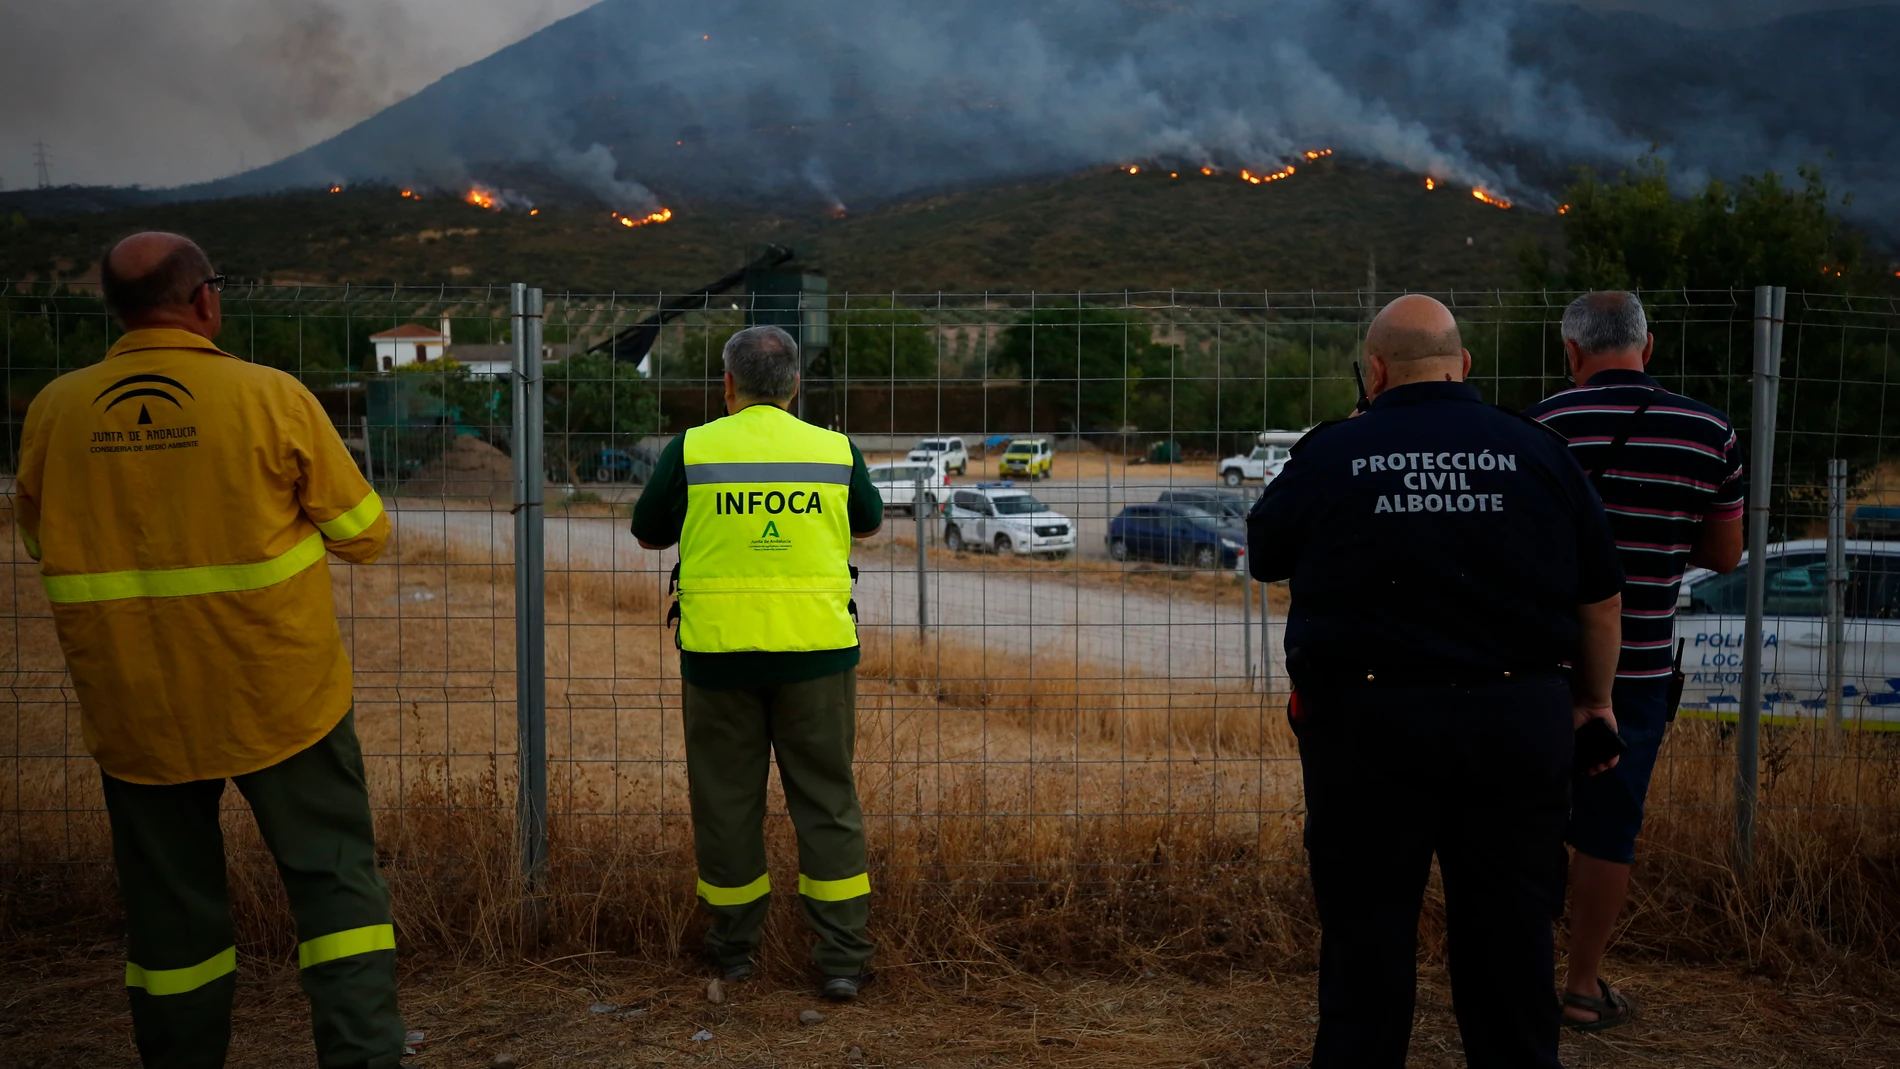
left=0, top=0, right=1886, bottom=189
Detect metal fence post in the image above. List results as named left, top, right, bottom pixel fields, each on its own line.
left=512, top=284, right=549, bottom=892
left=915, top=476, right=928, bottom=637
left=1241, top=566, right=1253, bottom=687
left=1826, top=458, right=1848, bottom=743
left=1736, top=284, right=1785, bottom=880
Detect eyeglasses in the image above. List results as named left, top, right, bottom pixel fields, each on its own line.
left=200, top=275, right=227, bottom=294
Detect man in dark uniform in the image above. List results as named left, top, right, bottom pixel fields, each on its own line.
left=1248, top=295, right=1626, bottom=1069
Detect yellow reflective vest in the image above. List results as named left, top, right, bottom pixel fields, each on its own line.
left=677, top=405, right=857, bottom=653
left=15, top=329, right=389, bottom=785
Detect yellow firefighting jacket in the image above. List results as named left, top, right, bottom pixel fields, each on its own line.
left=15, top=329, right=389, bottom=785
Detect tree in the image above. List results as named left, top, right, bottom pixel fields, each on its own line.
left=826, top=300, right=941, bottom=381
left=990, top=306, right=1168, bottom=433
left=1524, top=157, right=1865, bottom=294
left=542, top=351, right=660, bottom=484
left=1514, top=158, right=1888, bottom=539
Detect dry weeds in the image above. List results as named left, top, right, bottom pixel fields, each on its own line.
left=4, top=502, right=1899, bottom=1058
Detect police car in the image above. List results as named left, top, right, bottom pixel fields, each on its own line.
left=1676, top=539, right=1900, bottom=728
left=942, top=482, right=1076, bottom=556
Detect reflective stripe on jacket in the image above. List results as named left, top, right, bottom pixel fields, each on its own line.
left=15, top=329, right=389, bottom=784
left=677, top=405, right=856, bottom=653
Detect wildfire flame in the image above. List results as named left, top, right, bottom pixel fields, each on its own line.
left=1425, top=177, right=1436, bottom=190
left=328, top=185, right=342, bottom=194
left=1126, top=165, right=1140, bottom=175
left=1303, top=148, right=1334, bottom=160
left=530, top=209, right=539, bottom=216
left=613, top=208, right=674, bottom=228
left=400, top=189, right=413, bottom=198
left=466, top=187, right=499, bottom=210
left=1471, top=187, right=1512, bottom=210
left=1558, top=204, right=1570, bottom=215
left=1240, top=165, right=1295, bottom=185
left=1201, top=166, right=1215, bottom=176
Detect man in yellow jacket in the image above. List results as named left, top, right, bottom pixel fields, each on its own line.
left=16, top=233, right=400, bottom=1068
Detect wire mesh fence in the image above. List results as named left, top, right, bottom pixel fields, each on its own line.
left=3, top=282, right=1897, bottom=958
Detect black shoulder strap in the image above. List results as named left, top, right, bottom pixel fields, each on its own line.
left=1588, top=389, right=1663, bottom=484
left=1498, top=405, right=1574, bottom=447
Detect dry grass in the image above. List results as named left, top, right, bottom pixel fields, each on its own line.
left=5, top=938, right=1899, bottom=1069
left=4, top=501, right=1900, bottom=1049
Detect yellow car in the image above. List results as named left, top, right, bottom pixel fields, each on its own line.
left=997, top=438, right=1054, bottom=480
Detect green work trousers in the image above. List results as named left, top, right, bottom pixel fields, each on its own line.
left=99, top=711, right=404, bottom=1069
left=683, top=670, right=873, bottom=976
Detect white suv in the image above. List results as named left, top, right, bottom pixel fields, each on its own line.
left=942, top=483, right=1076, bottom=557
left=907, top=437, right=969, bottom=476
left=1218, top=443, right=1291, bottom=487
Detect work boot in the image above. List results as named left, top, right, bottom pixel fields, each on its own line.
left=821, top=973, right=871, bottom=1002
left=721, top=961, right=754, bottom=984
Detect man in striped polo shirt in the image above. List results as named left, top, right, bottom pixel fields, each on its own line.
left=1524, top=291, right=1744, bottom=1031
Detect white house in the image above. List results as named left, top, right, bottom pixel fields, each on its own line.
left=369, top=316, right=570, bottom=378
left=369, top=317, right=451, bottom=371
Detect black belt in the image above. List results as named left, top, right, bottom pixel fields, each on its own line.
left=1299, top=666, right=1566, bottom=688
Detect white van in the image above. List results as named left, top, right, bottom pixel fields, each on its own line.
left=1676, top=539, right=1900, bottom=728
left=868, top=461, right=949, bottom=516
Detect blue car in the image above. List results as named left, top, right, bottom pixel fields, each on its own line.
left=1107, top=504, right=1246, bottom=569
left=593, top=447, right=656, bottom=484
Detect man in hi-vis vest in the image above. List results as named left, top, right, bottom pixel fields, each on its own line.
left=632, top=325, right=883, bottom=1001
left=16, top=232, right=401, bottom=1067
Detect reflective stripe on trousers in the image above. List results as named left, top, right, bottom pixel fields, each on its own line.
left=798, top=873, right=870, bottom=901
left=697, top=873, right=772, bottom=907
left=125, top=946, right=237, bottom=995
left=298, top=923, right=396, bottom=969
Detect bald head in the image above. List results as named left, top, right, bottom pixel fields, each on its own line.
left=1361, top=294, right=1469, bottom=398
left=100, top=232, right=216, bottom=328
left=1367, top=294, right=1463, bottom=365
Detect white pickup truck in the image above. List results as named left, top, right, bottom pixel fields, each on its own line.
left=1216, top=431, right=1305, bottom=487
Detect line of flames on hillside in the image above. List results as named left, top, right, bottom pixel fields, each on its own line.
left=1118, top=151, right=1525, bottom=212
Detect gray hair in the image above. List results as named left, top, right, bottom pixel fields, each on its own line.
left=1562, top=291, right=1648, bottom=356
left=722, top=325, right=802, bottom=401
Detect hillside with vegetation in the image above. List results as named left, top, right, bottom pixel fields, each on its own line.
left=4, top=157, right=1565, bottom=294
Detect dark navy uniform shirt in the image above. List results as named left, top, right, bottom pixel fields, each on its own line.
left=1248, top=380, right=1625, bottom=683
left=1522, top=369, right=1743, bottom=680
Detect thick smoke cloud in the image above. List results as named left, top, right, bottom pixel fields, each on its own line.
left=215, top=0, right=1897, bottom=228
left=0, top=0, right=592, bottom=188
left=7, top=0, right=1895, bottom=231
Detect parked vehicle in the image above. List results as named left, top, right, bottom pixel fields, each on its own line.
left=1157, top=488, right=1255, bottom=521
left=868, top=460, right=949, bottom=515
left=1217, top=442, right=1291, bottom=487
left=998, top=438, right=1054, bottom=479
left=1107, top=503, right=1246, bottom=569
left=1676, top=539, right=1900, bottom=727
left=942, top=483, right=1075, bottom=556
left=593, top=447, right=657, bottom=484
left=906, top=437, right=969, bottom=476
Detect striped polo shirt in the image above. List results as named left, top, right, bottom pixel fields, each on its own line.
left=1523, top=369, right=1744, bottom=679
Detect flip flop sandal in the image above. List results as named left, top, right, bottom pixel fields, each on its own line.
left=1562, top=979, right=1637, bottom=1033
